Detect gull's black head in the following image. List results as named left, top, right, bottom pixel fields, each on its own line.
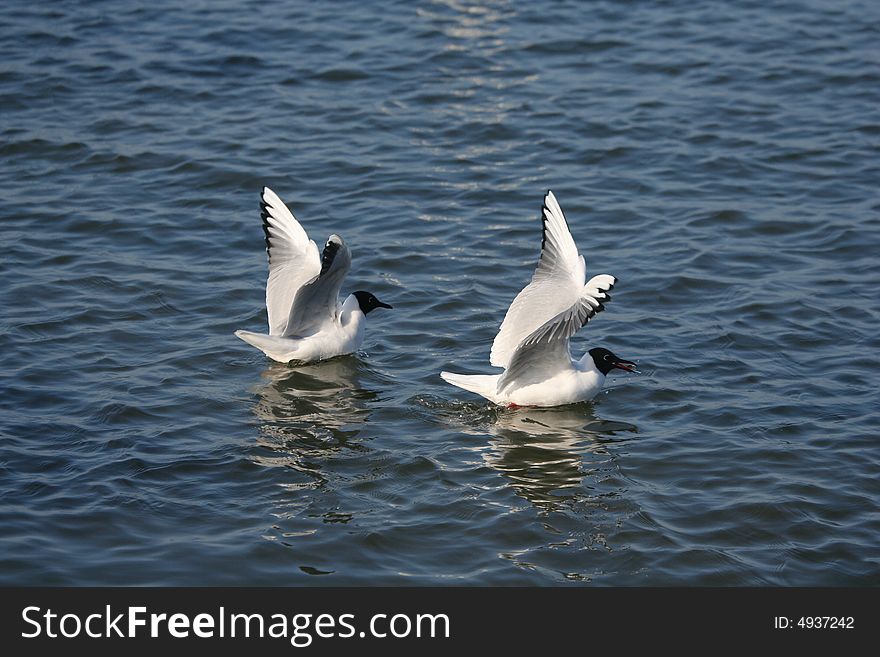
left=353, top=290, right=393, bottom=315
left=589, top=347, right=637, bottom=376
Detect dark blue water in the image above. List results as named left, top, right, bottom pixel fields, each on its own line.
left=1, top=0, right=878, bottom=585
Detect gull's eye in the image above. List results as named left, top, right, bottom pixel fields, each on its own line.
left=604, top=354, right=610, bottom=361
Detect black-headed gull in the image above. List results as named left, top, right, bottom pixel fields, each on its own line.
left=441, top=191, right=636, bottom=407
left=235, top=187, right=391, bottom=363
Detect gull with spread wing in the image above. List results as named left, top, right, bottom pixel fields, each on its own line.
left=441, top=191, right=636, bottom=407
left=235, top=187, right=391, bottom=363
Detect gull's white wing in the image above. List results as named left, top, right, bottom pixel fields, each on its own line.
left=496, top=274, right=616, bottom=392
left=285, top=234, right=352, bottom=337
left=490, top=191, right=587, bottom=368
left=261, top=187, right=321, bottom=336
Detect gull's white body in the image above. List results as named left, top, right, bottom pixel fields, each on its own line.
left=441, top=191, right=617, bottom=407
left=235, top=187, right=368, bottom=364
left=441, top=355, right=606, bottom=407
left=236, top=294, right=366, bottom=363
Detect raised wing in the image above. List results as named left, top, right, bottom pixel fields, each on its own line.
left=284, top=234, right=352, bottom=337
left=261, top=187, right=321, bottom=336
left=496, top=274, right=616, bottom=392
left=490, top=191, right=587, bottom=368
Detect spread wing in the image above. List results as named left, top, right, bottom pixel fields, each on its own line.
left=285, top=234, right=352, bottom=337
left=261, top=187, right=321, bottom=336
left=490, top=190, right=587, bottom=368
left=496, top=274, right=616, bottom=392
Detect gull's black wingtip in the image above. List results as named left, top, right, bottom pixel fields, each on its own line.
left=259, top=187, right=272, bottom=255
left=259, top=187, right=271, bottom=219
left=319, top=237, right=341, bottom=276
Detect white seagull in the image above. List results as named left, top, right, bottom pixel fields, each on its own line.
left=440, top=191, right=636, bottom=408
left=235, top=187, right=392, bottom=363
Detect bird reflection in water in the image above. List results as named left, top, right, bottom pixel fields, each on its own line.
left=249, top=356, right=379, bottom=481
left=485, top=404, right=637, bottom=513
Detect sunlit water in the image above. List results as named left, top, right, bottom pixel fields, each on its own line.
left=1, top=0, right=878, bottom=585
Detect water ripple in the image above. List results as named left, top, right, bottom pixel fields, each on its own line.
left=0, top=0, right=877, bottom=585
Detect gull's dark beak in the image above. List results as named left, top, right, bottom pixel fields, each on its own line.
left=613, top=358, right=637, bottom=373
left=376, top=300, right=393, bottom=310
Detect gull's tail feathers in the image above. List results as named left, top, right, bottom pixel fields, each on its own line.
left=235, top=330, right=301, bottom=363
left=439, top=371, right=501, bottom=403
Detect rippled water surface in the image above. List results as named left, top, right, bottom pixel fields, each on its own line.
left=2, top=0, right=878, bottom=585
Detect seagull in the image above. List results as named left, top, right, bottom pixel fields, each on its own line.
left=440, top=190, right=636, bottom=408
left=235, top=187, right=392, bottom=363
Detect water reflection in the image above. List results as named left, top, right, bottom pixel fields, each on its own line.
left=422, top=0, right=511, bottom=44
left=249, top=357, right=378, bottom=477
left=413, top=0, right=529, bottom=194
left=486, top=404, right=637, bottom=512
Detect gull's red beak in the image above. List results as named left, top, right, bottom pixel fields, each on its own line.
left=613, top=359, right=637, bottom=373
